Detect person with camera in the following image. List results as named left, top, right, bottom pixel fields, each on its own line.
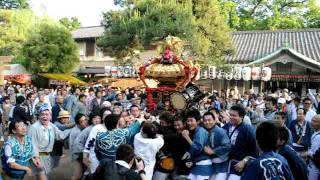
left=92, top=144, right=147, bottom=180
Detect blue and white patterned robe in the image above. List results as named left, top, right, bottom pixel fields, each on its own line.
left=1, top=136, right=34, bottom=178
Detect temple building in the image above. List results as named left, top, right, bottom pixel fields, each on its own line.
left=199, top=29, right=320, bottom=95
left=72, top=27, right=320, bottom=95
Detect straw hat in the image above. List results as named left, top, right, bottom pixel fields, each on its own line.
left=58, top=110, right=71, bottom=118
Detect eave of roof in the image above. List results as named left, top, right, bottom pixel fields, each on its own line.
left=72, top=26, right=105, bottom=39
left=247, top=46, right=320, bottom=73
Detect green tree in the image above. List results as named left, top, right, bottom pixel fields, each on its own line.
left=304, top=0, right=320, bottom=28
left=0, top=9, right=35, bottom=56
left=21, top=21, right=79, bottom=73
left=219, top=0, right=320, bottom=30
left=0, top=0, right=29, bottom=9
left=191, top=0, right=233, bottom=64
left=59, top=17, right=81, bottom=31
left=99, top=0, right=233, bottom=65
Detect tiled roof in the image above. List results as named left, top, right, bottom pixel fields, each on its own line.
left=227, top=29, right=320, bottom=63
left=72, top=26, right=105, bottom=39
left=78, top=67, right=105, bottom=74
left=72, top=26, right=320, bottom=63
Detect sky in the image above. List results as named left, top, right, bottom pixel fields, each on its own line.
left=29, top=0, right=118, bottom=27
left=29, top=0, right=320, bottom=27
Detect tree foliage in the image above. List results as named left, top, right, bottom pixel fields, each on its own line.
left=0, top=9, right=35, bottom=56
left=21, top=21, right=79, bottom=73
left=219, top=0, right=320, bottom=30
left=59, top=17, right=81, bottom=31
left=304, top=0, right=320, bottom=28
left=0, top=0, right=29, bottom=9
left=98, top=0, right=233, bottom=65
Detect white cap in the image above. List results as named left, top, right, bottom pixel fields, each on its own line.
left=278, top=98, right=286, bottom=104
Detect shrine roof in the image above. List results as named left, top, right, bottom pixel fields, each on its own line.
left=227, top=29, right=320, bottom=63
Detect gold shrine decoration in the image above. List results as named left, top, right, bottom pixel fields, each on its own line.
left=157, top=36, right=183, bottom=56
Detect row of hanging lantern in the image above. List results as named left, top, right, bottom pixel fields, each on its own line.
left=201, top=66, right=272, bottom=81
left=104, top=66, right=139, bottom=78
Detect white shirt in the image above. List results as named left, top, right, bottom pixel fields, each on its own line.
left=289, top=102, right=297, bottom=121
left=256, top=99, right=265, bottom=110
left=83, top=124, right=107, bottom=173
left=134, top=132, right=164, bottom=180
left=309, top=131, right=320, bottom=156
left=305, top=109, right=317, bottom=122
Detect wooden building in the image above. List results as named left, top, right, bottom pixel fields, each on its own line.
left=72, top=27, right=320, bottom=95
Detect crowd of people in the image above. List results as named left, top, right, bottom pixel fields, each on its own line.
left=0, top=84, right=319, bottom=180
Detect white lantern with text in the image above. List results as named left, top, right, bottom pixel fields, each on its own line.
left=261, top=67, right=272, bottom=81
left=111, top=66, right=118, bottom=78
left=217, top=70, right=225, bottom=79
left=104, top=66, right=111, bottom=77
left=225, top=68, right=234, bottom=80
left=208, top=66, right=216, bottom=79
left=200, top=69, right=208, bottom=79
left=117, top=66, right=124, bottom=78
left=251, top=67, right=261, bottom=80
left=123, top=66, right=131, bottom=78
left=233, top=66, right=242, bottom=80
left=242, top=67, right=251, bottom=81
left=131, top=68, right=138, bottom=78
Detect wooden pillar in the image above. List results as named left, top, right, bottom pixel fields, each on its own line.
left=0, top=56, right=12, bottom=85
left=0, top=65, right=11, bottom=85
left=211, top=79, right=214, bottom=94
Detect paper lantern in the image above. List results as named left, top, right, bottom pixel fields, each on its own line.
left=111, top=66, right=118, bottom=78
left=261, top=67, right=272, bottom=81
left=123, top=66, right=131, bottom=78
left=131, top=68, right=138, bottom=78
left=251, top=67, right=261, bottom=80
left=208, top=66, right=216, bottom=79
left=225, top=68, right=234, bottom=80
left=242, top=67, right=251, bottom=81
left=117, top=66, right=124, bottom=78
left=233, top=66, right=242, bottom=80
left=104, top=66, right=111, bottom=77
left=217, top=70, right=225, bottom=79
left=200, top=69, right=208, bottom=79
